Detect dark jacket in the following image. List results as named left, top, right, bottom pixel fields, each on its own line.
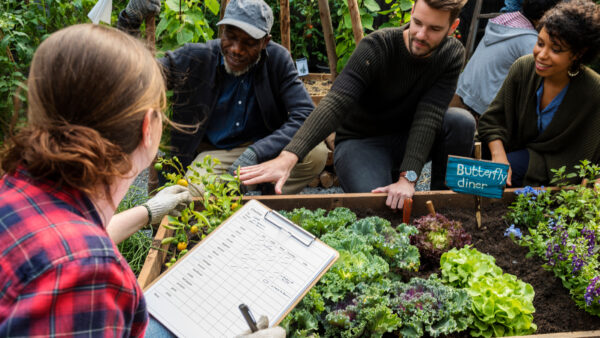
left=160, top=39, right=314, bottom=168
left=478, top=55, right=600, bottom=185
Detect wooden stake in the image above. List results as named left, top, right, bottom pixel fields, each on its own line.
left=425, top=200, right=435, bottom=216
left=279, top=0, right=291, bottom=51
left=317, top=0, right=338, bottom=79
left=218, top=0, right=230, bottom=37
left=402, top=198, right=413, bottom=224
left=346, top=0, right=363, bottom=45
left=474, top=142, right=482, bottom=228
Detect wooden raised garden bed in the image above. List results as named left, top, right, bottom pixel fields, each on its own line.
left=138, top=190, right=600, bottom=337
left=301, top=73, right=332, bottom=106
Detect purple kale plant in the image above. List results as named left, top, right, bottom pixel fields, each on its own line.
left=411, top=213, right=472, bottom=262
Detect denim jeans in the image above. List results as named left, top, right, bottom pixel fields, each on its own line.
left=507, top=148, right=529, bottom=187
left=333, top=107, right=476, bottom=191
left=144, top=316, right=176, bottom=338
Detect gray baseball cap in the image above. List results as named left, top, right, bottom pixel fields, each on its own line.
left=217, top=0, right=274, bottom=39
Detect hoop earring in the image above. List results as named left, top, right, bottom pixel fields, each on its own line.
left=568, top=68, right=580, bottom=77
left=568, top=63, right=581, bottom=77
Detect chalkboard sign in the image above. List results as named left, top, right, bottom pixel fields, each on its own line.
left=445, top=156, right=509, bottom=199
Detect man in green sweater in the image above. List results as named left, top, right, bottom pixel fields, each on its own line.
left=239, top=0, right=475, bottom=209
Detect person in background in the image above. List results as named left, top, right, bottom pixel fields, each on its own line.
left=451, top=0, right=560, bottom=119
left=478, top=0, right=600, bottom=187
left=238, top=0, right=475, bottom=210
left=501, top=0, right=524, bottom=12
left=118, top=0, right=328, bottom=196
left=0, top=24, right=282, bottom=337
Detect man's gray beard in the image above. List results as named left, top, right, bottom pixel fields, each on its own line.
left=224, top=53, right=261, bottom=76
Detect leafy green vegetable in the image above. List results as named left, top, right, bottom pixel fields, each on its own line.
left=441, top=247, right=537, bottom=337
left=389, top=275, right=473, bottom=338
left=411, top=213, right=472, bottom=262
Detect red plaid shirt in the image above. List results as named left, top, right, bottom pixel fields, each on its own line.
left=0, top=169, right=148, bottom=337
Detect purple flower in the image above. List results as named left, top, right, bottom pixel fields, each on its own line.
left=585, top=276, right=600, bottom=306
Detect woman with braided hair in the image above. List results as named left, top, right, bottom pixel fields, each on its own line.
left=478, top=0, right=600, bottom=186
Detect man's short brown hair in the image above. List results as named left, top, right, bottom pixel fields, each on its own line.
left=415, top=0, right=468, bottom=23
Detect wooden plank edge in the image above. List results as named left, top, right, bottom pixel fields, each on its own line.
left=137, top=219, right=173, bottom=289
left=510, top=331, right=600, bottom=338
left=302, top=73, right=332, bottom=80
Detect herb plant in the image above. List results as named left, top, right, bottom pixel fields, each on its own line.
left=156, top=155, right=242, bottom=267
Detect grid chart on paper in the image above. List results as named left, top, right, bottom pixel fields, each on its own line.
left=145, top=201, right=337, bottom=337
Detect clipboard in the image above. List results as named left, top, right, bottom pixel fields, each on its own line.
left=144, top=200, right=339, bottom=337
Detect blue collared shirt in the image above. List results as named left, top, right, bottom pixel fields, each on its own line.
left=536, top=81, right=569, bottom=133
left=205, top=59, right=268, bottom=149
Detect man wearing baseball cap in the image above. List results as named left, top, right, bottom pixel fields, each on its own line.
left=118, top=0, right=328, bottom=195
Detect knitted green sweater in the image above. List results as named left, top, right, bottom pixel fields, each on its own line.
left=478, top=54, right=600, bottom=185
left=284, top=25, right=465, bottom=175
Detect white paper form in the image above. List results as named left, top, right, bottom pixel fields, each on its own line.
left=144, top=200, right=338, bottom=337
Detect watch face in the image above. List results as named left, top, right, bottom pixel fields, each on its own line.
left=406, top=171, right=418, bottom=182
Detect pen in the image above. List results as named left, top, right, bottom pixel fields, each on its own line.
left=239, top=303, right=259, bottom=333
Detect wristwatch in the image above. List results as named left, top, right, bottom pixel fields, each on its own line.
left=400, top=170, right=418, bottom=184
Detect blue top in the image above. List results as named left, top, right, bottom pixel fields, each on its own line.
left=536, top=81, right=569, bottom=133
left=500, top=0, right=522, bottom=13
left=205, top=59, right=268, bottom=149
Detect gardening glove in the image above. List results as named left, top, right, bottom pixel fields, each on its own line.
left=229, top=148, right=259, bottom=176
left=143, top=185, right=192, bottom=225
left=236, top=316, right=286, bottom=338
left=124, top=0, right=161, bottom=23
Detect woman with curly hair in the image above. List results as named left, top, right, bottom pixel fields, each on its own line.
left=478, top=0, right=600, bottom=186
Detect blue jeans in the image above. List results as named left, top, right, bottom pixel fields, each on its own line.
left=334, top=107, right=476, bottom=191
left=507, top=149, right=529, bottom=187
left=145, top=316, right=176, bottom=338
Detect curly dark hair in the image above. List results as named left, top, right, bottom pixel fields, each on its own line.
left=538, top=0, right=600, bottom=66
left=521, top=0, right=561, bottom=24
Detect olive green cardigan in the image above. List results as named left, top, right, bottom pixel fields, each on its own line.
left=478, top=54, right=600, bottom=185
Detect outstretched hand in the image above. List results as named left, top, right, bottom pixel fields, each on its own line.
left=371, top=178, right=415, bottom=210
left=238, top=151, right=299, bottom=194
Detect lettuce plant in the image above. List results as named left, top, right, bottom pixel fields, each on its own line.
left=441, top=247, right=537, bottom=337
left=411, top=213, right=471, bottom=262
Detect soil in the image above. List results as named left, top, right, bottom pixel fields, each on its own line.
left=355, top=205, right=600, bottom=335
left=301, top=78, right=332, bottom=96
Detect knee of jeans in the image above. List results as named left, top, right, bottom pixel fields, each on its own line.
left=445, top=107, right=476, bottom=136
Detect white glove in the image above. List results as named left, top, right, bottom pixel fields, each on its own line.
left=236, top=316, right=286, bottom=338
left=143, top=185, right=192, bottom=225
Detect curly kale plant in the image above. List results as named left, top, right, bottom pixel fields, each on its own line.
left=281, top=208, right=434, bottom=338
left=389, top=275, right=473, bottom=338
left=411, top=213, right=472, bottom=262
left=441, top=247, right=537, bottom=337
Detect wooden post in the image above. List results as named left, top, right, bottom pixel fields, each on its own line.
left=425, top=200, right=435, bottom=216
left=464, top=0, right=483, bottom=63
left=474, top=142, right=482, bottom=228
left=146, top=13, right=159, bottom=194
left=280, top=0, right=291, bottom=51
left=317, top=0, right=338, bottom=79
left=218, top=0, right=230, bottom=37
left=347, top=0, right=363, bottom=45
left=402, top=198, right=413, bottom=224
